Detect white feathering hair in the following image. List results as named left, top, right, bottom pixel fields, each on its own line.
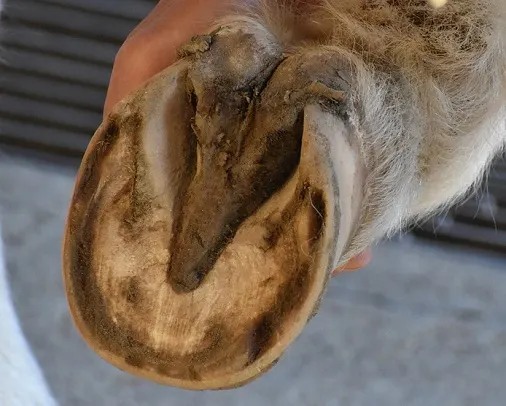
left=226, top=0, right=506, bottom=262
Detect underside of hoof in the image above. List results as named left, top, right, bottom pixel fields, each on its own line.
left=63, top=20, right=362, bottom=390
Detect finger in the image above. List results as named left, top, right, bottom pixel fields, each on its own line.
left=332, top=248, right=372, bottom=276
left=103, top=0, right=234, bottom=118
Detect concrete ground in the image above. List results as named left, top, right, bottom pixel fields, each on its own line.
left=1, top=152, right=506, bottom=406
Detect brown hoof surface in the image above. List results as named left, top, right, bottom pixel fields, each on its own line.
left=63, top=20, right=358, bottom=390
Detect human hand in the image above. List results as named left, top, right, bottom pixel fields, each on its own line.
left=103, top=0, right=371, bottom=273
left=104, top=0, right=233, bottom=117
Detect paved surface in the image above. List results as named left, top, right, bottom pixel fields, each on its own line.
left=1, top=153, right=506, bottom=406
